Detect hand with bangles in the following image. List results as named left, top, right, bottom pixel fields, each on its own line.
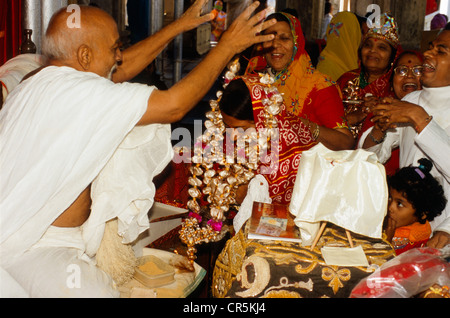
left=370, top=97, right=433, bottom=133
left=345, top=94, right=380, bottom=129
left=363, top=97, right=433, bottom=148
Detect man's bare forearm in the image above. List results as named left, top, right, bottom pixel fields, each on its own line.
left=113, top=21, right=184, bottom=83
left=112, top=0, right=213, bottom=83
left=140, top=40, right=236, bottom=125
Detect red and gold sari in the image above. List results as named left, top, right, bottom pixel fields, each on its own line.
left=240, top=75, right=317, bottom=205
left=245, top=13, right=347, bottom=131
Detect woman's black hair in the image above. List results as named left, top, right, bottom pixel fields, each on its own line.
left=265, top=12, right=291, bottom=24
left=219, top=78, right=254, bottom=122
left=356, top=14, right=368, bottom=29
left=388, top=158, right=447, bottom=223
left=324, top=1, right=332, bottom=15
left=281, top=8, right=298, bottom=18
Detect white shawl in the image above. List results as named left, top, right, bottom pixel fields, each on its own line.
left=0, top=66, right=173, bottom=264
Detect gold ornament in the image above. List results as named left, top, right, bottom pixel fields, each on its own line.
left=180, top=59, right=283, bottom=264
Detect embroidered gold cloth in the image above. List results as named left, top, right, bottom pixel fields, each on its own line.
left=212, top=223, right=395, bottom=298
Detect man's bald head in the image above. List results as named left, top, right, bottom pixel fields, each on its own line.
left=42, top=6, right=118, bottom=62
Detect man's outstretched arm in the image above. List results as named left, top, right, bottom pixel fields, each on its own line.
left=139, top=1, right=276, bottom=125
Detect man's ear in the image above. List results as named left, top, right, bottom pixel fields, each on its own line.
left=77, top=44, right=92, bottom=71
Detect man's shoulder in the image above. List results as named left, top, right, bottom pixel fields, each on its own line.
left=21, top=66, right=47, bottom=82
left=22, top=66, right=100, bottom=86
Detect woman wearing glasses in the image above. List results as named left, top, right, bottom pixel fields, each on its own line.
left=374, top=51, right=424, bottom=176
left=343, top=51, right=424, bottom=176
left=392, top=51, right=424, bottom=100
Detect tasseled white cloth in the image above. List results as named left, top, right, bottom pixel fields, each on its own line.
left=91, top=124, right=174, bottom=286
left=96, top=219, right=138, bottom=286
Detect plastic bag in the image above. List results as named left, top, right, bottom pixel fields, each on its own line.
left=350, top=247, right=450, bottom=298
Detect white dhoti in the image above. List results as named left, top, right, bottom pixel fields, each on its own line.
left=3, top=226, right=119, bottom=298
left=0, top=66, right=173, bottom=297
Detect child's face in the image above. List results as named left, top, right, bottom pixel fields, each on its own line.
left=388, top=188, right=418, bottom=228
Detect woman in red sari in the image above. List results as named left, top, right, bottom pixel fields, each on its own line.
left=338, top=13, right=401, bottom=134
left=337, top=13, right=401, bottom=175
left=219, top=74, right=317, bottom=205
left=245, top=12, right=354, bottom=151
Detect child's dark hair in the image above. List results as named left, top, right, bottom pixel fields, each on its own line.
left=219, top=78, right=254, bottom=122
left=388, top=158, right=447, bottom=223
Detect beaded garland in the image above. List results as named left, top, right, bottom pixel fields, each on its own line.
left=179, top=59, right=283, bottom=264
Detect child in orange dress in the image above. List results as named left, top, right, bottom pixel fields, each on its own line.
left=384, top=158, right=447, bottom=255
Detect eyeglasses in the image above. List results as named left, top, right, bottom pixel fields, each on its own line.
left=394, top=65, right=424, bottom=77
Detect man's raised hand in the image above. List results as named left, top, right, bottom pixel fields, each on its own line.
left=218, top=1, right=276, bottom=55
left=177, top=0, right=215, bottom=32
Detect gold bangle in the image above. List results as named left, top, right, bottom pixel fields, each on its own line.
left=305, top=117, right=320, bottom=141
left=311, top=122, right=320, bottom=141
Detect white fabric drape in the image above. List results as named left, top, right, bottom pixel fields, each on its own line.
left=0, top=66, right=172, bottom=266
left=289, top=144, right=388, bottom=244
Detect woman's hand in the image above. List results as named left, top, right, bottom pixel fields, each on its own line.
left=346, top=108, right=367, bottom=126
left=362, top=95, right=379, bottom=113
left=345, top=96, right=378, bottom=126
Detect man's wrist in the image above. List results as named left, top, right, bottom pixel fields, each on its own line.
left=369, top=127, right=386, bottom=144
left=167, top=18, right=186, bottom=36
left=213, top=39, right=238, bottom=61
left=414, top=115, right=433, bottom=133
left=408, top=106, right=432, bottom=133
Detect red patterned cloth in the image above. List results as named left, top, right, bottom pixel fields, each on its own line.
left=154, top=161, right=190, bottom=208
left=239, top=75, right=317, bottom=205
